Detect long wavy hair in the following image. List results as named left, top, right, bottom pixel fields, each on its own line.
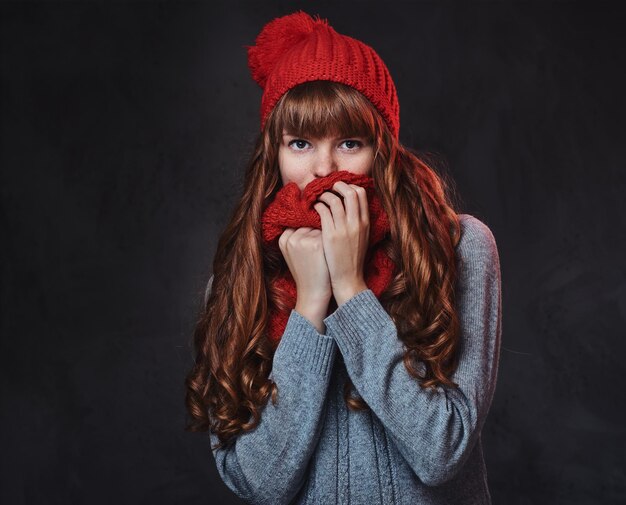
left=185, top=80, right=464, bottom=451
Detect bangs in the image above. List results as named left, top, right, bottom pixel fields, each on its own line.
left=270, top=81, right=379, bottom=141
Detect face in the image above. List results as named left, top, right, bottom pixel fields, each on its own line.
left=277, top=130, right=375, bottom=191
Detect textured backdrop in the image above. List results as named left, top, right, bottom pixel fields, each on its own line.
left=1, top=2, right=625, bottom=504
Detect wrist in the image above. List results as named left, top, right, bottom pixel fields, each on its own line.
left=294, top=299, right=330, bottom=334
left=293, top=309, right=326, bottom=334
left=333, top=281, right=369, bottom=307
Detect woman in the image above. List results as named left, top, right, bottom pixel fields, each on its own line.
left=186, top=10, right=502, bottom=504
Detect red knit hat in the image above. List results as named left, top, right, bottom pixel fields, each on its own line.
left=246, top=11, right=400, bottom=139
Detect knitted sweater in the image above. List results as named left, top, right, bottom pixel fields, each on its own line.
left=204, top=213, right=502, bottom=504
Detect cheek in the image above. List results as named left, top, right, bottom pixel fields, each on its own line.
left=277, top=152, right=305, bottom=185
left=277, top=150, right=291, bottom=181
left=357, top=153, right=374, bottom=174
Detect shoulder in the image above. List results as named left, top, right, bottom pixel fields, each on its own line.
left=454, top=215, right=502, bottom=316
left=455, top=213, right=500, bottom=269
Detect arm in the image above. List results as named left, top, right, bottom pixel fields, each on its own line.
left=204, top=275, right=338, bottom=503
left=322, top=216, right=502, bottom=486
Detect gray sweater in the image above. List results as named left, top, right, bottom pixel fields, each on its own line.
left=205, top=213, right=502, bottom=504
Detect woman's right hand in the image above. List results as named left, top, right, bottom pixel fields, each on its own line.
left=278, top=227, right=332, bottom=321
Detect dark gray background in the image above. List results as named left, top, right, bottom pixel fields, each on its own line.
left=1, top=1, right=624, bottom=504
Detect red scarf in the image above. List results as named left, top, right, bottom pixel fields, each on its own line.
left=261, top=170, right=397, bottom=345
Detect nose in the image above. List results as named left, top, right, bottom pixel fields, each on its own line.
left=313, top=145, right=338, bottom=178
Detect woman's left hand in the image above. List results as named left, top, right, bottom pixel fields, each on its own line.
left=313, top=181, right=370, bottom=306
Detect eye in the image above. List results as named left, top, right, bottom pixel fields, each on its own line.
left=340, top=140, right=363, bottom=150
left=287, top=139, right=311, bottom=151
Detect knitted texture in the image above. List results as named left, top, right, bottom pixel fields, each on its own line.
left=207, top=214, right=502, bottom=504
left=246, top=11, right=400, bottom=139
left=261, top=170, right=397, bottom=345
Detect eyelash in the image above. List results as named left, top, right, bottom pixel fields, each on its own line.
left=287, top=139, right=363, bottom=151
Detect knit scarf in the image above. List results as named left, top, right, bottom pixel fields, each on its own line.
left=261, top=170, right=397, bottom=345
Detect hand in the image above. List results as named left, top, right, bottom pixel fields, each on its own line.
left=313, top=181, right=370, bottom=306
left=278, top=226, right=332, bottom=313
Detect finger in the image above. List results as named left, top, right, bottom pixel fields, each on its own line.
left=289, top=227, right=315, bottom=244
left=278, top=227, right=295, bottom=252
left=350, top=184, right=369, bottom=226
left=324, top=181, right=360, bottom=230
left=316, top=191, right=345, bottom=230
left=313, top=201, right=334, bottom=234
left=282, top=227, right=297, bottom=238
left=329, top=181, right=360, bottom=228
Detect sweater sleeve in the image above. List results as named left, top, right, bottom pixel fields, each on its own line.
left=205, top=275, right=338, bottom=504
left=322, top=215, right=502, bottom=487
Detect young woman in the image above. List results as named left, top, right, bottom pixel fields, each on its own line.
left=185, top=11, right=502, bottom=505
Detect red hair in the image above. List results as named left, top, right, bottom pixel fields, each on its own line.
left=185, top=81, right=463, bottom=451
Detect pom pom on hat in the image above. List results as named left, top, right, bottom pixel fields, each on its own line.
left=246, top=11, right=330, bottom=88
